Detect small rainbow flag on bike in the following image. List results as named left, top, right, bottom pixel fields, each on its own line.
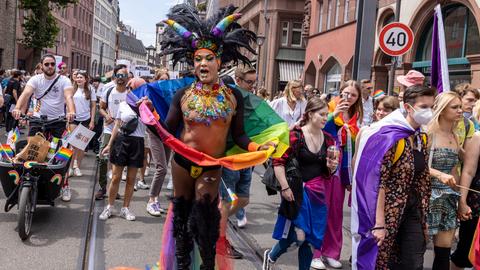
left=1, top=144, right=14, bottom=160
left=53, top=147, right=73, bottom=162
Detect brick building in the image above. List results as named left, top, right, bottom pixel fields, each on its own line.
left=70, top=0, right=94, bottom=72
left=0, top=0, right=17, bottom=69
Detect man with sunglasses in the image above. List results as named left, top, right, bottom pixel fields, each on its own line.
left=360, top=79, right=374, bottom=126
left=95, top=64, right=128, bottom=200
left=13, top=54, right=75, bottom=130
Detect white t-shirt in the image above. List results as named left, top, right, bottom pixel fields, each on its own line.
left=101, top=87, right=127, bottom=134
left=362, top=96, right=374, bottom=126
left=26, top=74, right=72, bottom=119
left=269, top=97, right=307, bottom=128
left=115, top=101, right=145, bottom=138
left=73, top=86, right=97, bottom=121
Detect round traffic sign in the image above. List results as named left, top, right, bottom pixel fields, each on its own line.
left=379, top=22, right=414, bottom=56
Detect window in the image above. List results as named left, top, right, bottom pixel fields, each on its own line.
left=334, top=0, right=340, bottom=27
left=324, top=62, right=342, bottom=94
left=281, top=21, right=289, bottom=46
left=74, top=5, right=77, bottom=17
left=326, top=0, right=332, bottom=30
left=318, top=1, right=324, bottom=33
left=344, top=0, right=350, bottom=23
left=72, top=27, right=76, bottom=41
left=94, top=19, right=99, bottom=34
left=292, top=22, right=303, bottom=46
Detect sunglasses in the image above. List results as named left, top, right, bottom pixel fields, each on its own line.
left=44, top=63, right=56, bottom=67
left=115, top=74, right=128, bottom=79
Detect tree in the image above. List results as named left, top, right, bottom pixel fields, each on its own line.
left=19, top=0, right=78, bottom=69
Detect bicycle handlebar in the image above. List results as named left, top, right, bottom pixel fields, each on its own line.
left=20, top=115, right=67, bottom=126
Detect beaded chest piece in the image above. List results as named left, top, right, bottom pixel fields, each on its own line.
left=183, top=81, right=233, bottom=126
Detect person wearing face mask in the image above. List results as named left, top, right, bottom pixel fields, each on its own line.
left=352, top=85, right=436, bottom=270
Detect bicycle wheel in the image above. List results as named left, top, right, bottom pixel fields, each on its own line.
left=18, top=186, right=33, bottom=240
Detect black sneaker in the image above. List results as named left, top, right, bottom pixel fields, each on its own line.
left=262, top=249, right=275, bottom=270
left=95, top=188, right=106, bottom=200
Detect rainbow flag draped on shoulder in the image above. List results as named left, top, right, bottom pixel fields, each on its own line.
left=351, top=110, right=415, bottom=270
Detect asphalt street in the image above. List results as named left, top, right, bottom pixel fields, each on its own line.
left=0, top=148, right=442, bottom=270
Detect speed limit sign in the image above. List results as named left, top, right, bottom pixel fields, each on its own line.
left=379, top=22, right=414, bottom=56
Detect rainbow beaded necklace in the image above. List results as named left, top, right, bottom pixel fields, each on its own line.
left=184, top=81, right=233, bottom=126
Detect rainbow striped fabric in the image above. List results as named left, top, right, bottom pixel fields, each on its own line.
left=1, top=144, right=14, bottom=160
left=53, top=147, right=73, bottom=162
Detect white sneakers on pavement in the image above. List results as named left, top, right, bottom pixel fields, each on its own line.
left=61, top=186, right=71, bottom=202
left=237, top=214, right=247, bottom=228
left=99, top=205, right=113, bottom=220
left=73, top=167, right=83, bottom=177
left=310, top=258, right=327, bottom=270
left=324, top=257, right=343, bottom=269
left=120, top=207, right=136, bottom=221
left=136, top=179, right=150, bottom=190
left=146, top=202, right=162, bottom=217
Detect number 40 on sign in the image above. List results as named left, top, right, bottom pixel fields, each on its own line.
left=379, top=22, right=414, bottom=57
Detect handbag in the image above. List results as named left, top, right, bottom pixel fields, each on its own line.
left=120, top=116, right=139, bottom=135
left=277, top=156, right=303, bottom=220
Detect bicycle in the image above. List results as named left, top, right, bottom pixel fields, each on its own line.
left=0, top=116, right=70, bottom=240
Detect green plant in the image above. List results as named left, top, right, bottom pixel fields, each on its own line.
left=19, top=0, right=78, bottom=69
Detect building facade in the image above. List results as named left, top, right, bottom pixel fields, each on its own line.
left=0, top=0, right=17, bottom=69
left=372, top=0, right=480, bottom=90
left=71, top=0, right=94, bottom=72
left=117, top=32, right=147, bottom=67
left=303, top=0, right=358, bottom=94
left=91, top=0, right=119, bottom=76
left=146, top=45, right=157, bottom=68
left=219, top=0, right=306, bottom=96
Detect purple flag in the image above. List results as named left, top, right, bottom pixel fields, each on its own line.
left=351, top=110, right=415, bottom=269
left=431, top=4, right=450, bottom=93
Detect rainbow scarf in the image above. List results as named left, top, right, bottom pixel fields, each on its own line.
left=139, top=102, right=275, bottom=170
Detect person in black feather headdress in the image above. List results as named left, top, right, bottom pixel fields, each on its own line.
left=160, top=4, right=275, bottom=270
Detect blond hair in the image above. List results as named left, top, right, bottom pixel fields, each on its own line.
left=473, top=99, right=480, bottom=123
left=427, top=91, right=461, bottom=140
left=284, top=80, right=304, bottom=102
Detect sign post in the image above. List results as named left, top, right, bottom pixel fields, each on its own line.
left=379, top=21, right=414, bottom=96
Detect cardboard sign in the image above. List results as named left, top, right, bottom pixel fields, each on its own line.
left=66, top=124, right=96, bottom=150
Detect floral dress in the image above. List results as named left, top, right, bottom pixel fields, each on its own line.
left=376, top=134, right=431, bottom=269
left=427, top=148, right=460, bottom=235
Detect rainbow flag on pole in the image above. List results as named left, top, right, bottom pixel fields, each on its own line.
left=1, top=144, right=14, bottom=160
left=52, top=147, right=73, bottom=163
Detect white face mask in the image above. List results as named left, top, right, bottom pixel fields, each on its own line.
left=399, top=101, right=406, bottom=114
left=408, top=104, right=433, bottom=126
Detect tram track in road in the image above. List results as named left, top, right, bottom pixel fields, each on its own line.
left=227, top=220, right=265, bottom=270
left=78, top=158, right=100, bottom=270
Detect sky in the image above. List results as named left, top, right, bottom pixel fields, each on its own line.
left=118, top=0, right=184, bottom=47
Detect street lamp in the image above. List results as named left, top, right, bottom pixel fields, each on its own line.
left=256, top=35, right=265, bottom=87
left=55, top=39, right=60, bottom=55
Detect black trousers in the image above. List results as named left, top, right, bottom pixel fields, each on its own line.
left=451, top=216, right=479, bottom=268
left=389, top=193, right=426, bottom=270
left=5, top=111, right=17, bottom=133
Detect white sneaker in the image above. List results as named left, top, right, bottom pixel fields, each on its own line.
left=107, top=170, right=112, bottom=180
left=324, top=257, right=342, bottom=269
left=310, top=258, right=327, bottom=270
left=166, top=178, right=173, bottom=190
left=133, top=183, right=138, bottom=191
left=136, top=179, right=150, bottom=190
left=99, top=206, right=113, bottom=220
left=120, top=207, right=136, bottom=221
left=144, top=167, right=149, bottom=177
left=146, top=202, right=161, bottom=217
left=68, top=168, right=74, bottom=177
left=237, top=214, right=247, bottom=228
left=73, top=167, right=83, bottom=177
left=121, top=168, right=127, bottom=180
left=61, top=186, right=71, bottom=202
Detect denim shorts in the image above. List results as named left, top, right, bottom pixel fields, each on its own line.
left=220, top=167, right=253, bottom=199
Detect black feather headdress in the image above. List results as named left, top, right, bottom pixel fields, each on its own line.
left=161, top=4, right=257, bottom=67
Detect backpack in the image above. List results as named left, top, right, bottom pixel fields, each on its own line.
left=392, top=133, right=427, bottom=164
left=103, top=86, right=115, bottom=109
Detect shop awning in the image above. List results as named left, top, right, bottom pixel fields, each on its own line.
left=278, top=61, right=304, bottom=82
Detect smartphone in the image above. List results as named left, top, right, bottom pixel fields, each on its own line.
left=341, top=92, right=351, bottom=100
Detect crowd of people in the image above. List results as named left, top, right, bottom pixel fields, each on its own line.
left=2, top=4, right=479, bottom=270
